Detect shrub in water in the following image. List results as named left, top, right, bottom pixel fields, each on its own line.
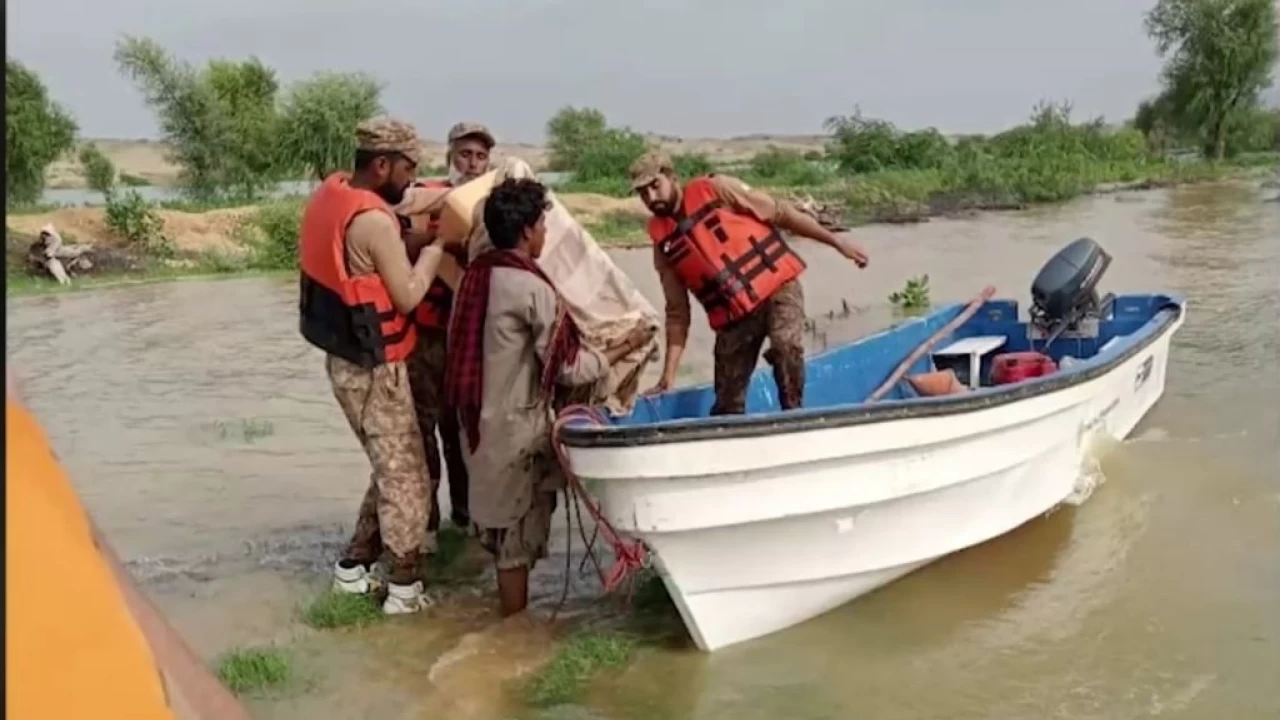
left=214, top=647, right=292, bottom=695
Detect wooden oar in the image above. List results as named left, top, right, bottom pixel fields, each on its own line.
left=865, top=285, right=997, bottom=403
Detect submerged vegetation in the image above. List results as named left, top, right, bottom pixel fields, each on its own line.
left=300, top=591, right=384, bottom=630
left=208, top=417, right=275, bottom=443
left=889, top=274, right=932, bottom=312
left=523, top=630, right=638, bottom=708
left=214, top=647, right=293, bottom=695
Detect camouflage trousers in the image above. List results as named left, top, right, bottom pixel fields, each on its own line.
left=326, top=355, right=429, bottom=585
left=406, top=329, right=471, bottom=535
left=711, top=280, right=807, bottom=415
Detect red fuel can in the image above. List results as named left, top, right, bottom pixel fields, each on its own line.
left=991, top=352, right=1058, bottom=386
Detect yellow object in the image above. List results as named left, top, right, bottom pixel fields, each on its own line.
left=437, top=169, right=497, bottom=244
left=5, top=399, right=175, bottom=720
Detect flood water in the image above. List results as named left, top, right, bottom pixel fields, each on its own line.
left=7, top=181, right=1279, bottom=719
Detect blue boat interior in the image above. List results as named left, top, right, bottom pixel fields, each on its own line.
left=599, top=293, right=1181, bottom=428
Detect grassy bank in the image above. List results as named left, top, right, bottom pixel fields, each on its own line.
left=4, top=192, right=655, bottom=297
left=555, top=106, right=1277, bottom=225
left=5, top=253, right=289, bottom=297
left=9, top=155, right=1275, bottom=298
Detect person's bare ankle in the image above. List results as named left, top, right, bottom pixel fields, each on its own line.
left=496, top=565, right=530, bottom=616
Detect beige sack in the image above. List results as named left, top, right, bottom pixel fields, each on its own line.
left=393, top=183, right=467, bottom=290
left=438, top=170, right=497, bottom=244
left=467, top=158, right=660, bottom=415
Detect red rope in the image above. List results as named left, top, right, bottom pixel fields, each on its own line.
left=551, top=404, right=649, bottom=598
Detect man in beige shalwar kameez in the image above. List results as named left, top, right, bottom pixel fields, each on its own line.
left=445, top=178, right=653, bottom=615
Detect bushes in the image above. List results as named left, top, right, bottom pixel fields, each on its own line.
left=236, top=199, right=304, bottom=270
left=822, top=101, right=1183, bottom=211
left=547, top=106, right=723, bottom=196
left=543, top=100, right=1191, bottom=212
left=744, top=146, right=832, bottom=187
left=672, top=153, right=715, bottom=178
left=573, top=128, right=650, bottom=183
left=105, top=190, right=174, bottom=257
left=825, top=110, right=953, bottom=174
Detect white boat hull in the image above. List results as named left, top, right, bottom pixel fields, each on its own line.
left=565, top=309, right=1184, bottom=652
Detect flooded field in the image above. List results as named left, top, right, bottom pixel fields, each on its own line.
left=7, top=181, right=1279, bottom=719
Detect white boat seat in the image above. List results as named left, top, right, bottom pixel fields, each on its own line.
left=932, top=335, right=1009, bottom=389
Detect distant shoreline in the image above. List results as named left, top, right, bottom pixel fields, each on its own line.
left=11, top=173, right=1275, bottom=299
left=46, top=134, right=834, bottom=190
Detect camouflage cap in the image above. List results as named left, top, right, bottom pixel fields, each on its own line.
left=628, top=150, right=674, bottom=188
left=355, top=116, right=423, bottom=165
left=447, top=122, right=496, bottom=149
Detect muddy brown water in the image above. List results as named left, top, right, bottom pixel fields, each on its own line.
left=7, top=181, right=1279, bottom=719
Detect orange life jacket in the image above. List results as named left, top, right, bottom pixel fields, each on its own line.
left=411, top=178, right=455, bottom=331
left=299, top=173, right=417, bottom=366
left=648, top=176, right=806, bottom=331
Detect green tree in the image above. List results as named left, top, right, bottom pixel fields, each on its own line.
left=113, top=36, right=286, bottom=200
left=823, top=110, right=907, bottom=174
left=1132, top=94, right=1175, bottom=152
left=277, top=73, right=383, bottom=181
left=572, top=128, right=649, bottom=182
left=5, top=59, right=78, bottom=205
left=1145, top=0, right=1278, bottom=159
left=204, top=58, right=284, bottom=196
left=78, top=142, right=118, bottom=196
left=545, top=106, right=610, bottom=171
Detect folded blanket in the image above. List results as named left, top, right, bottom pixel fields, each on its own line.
left=466, top=158, right=660, bottom=415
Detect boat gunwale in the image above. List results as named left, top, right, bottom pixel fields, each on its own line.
left=561, top=296, right=1186, bottom=449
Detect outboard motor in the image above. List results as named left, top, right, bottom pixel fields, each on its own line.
left=1029, top=237, right=1115, bottom=344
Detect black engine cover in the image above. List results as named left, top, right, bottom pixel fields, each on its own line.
left=1031, top=237, right=1111, bottom=321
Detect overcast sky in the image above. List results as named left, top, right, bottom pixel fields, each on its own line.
left=8, top=0, right=1277, bottom=144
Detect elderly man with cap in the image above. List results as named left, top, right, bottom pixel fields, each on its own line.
left=631, top=151, right=870, bottom=415
left=444, top=121, right=496, bottom=185
left=298, top=115, right=458, bottom=614
left=397, top=121, right=497, bottom=549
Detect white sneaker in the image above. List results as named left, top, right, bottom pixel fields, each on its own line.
left=383, top=581, right=430, bottom=615
left=332, top=561, right=372, bottom=594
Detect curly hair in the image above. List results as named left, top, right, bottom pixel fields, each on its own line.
left=482, top=178, right=550, bottom=250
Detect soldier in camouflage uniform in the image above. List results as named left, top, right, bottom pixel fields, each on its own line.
left=401, top=122, right=496, bottom=545
left=630, top=151, right=870, bottom=414
left=298, top=116, right=458, bottom=614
